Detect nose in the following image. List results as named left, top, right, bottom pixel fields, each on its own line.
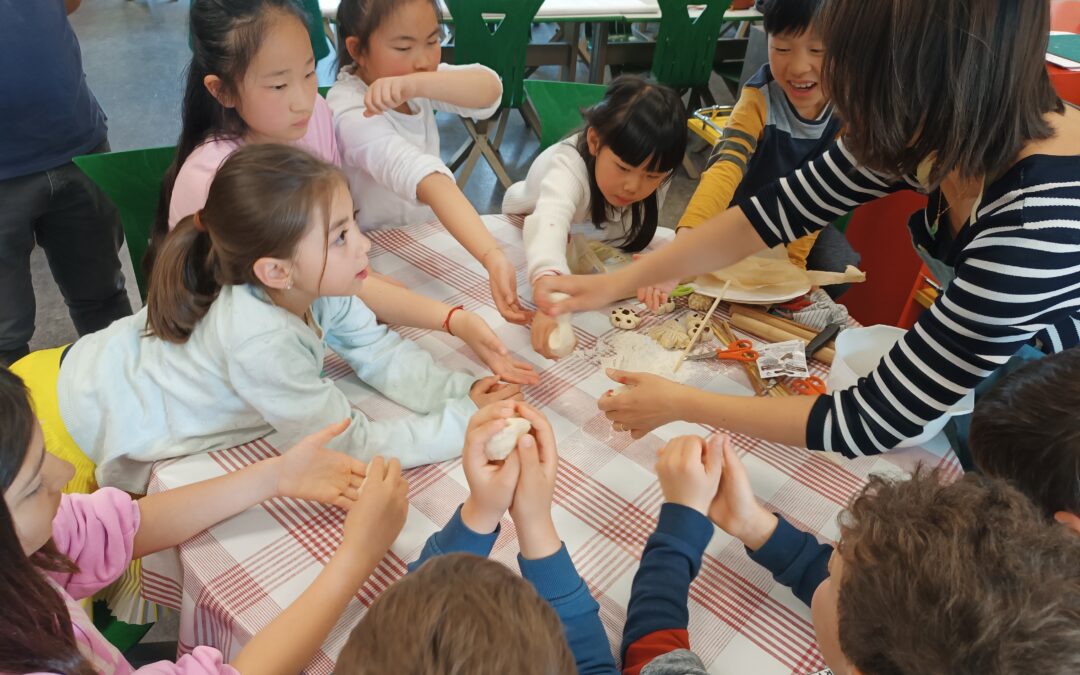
left=291, top=82, right=314, bottom=113
left=624, top=173, right=641, bottom=196
left=357, top=229, right=372, bottom=255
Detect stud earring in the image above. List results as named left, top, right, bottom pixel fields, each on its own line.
left=285, top=279, right=294, bottom=291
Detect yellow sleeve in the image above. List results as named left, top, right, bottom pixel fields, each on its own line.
left=785, top=230, right=821, bottom=270
left=677, top=87, right=767, bottom=230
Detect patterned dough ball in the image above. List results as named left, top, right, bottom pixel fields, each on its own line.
left=609, top=307, right=641, bottom=330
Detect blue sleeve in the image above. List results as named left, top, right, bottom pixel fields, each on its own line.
left=408, top=505, right=499, bottom=573
left=619, top=503, right=714, bottom=661
left=747, top=516, right=832, bottom=606
left=518, top=545, right=618, bottom=675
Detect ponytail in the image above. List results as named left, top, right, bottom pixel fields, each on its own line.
left=145, top=214, right=222, bottom=343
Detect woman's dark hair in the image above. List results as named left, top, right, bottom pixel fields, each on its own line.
left=819, top=0, right=1064, bottom=186
left=761, top=0, right=823, bottom=37
left=0, top=368, right=92, bottom=675
left=335, top=0, right=441, bottom=70
left=576, top=74, right=687, bottom=252
left=145, top=0, right=312, bottom=277
left=146, top=144, right=346, bottom=343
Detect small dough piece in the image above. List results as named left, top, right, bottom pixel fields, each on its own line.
left=609, top=307, right=641, bottom=330
left=485, top=417, right=533, bottom=461
left=648, top=320, right=690, bottom=350
left=687, top=293, right=714, bottom=311
left=547, top=292, right=577, bottom=358
left=684, top=312, right=708, bottom=335
left=653, top=301, right=676, bottom=315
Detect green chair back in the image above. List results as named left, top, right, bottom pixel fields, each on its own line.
left=652, top=0, right=733, bottom=89
left=318, top=85, right=331, bottom=98
left=444, top=0, right=545, bottom=109
left=73, top=146, right=177, bottom=300
left=298, top=0, right=331, bottom=63
left=523, top=80, right=607, bottom=150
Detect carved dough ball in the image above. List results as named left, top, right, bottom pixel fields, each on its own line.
left=648, top=320, right=691, bottom=350
left=687, top=293, right=714, bottom=311
left=653, top=301, right=676, bottom=315
left=685, top=312, right=708, bottom=335
left=609, top=307, right=641, bottom=330
left=484, top=417, right=533, bottom=461
left=547, top=292, right=577, bottom=358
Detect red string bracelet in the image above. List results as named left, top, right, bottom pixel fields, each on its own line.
left=443, top=305, right=465, bottom=336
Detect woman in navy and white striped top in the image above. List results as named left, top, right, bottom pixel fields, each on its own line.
left=535, top=0, right=1080, bottom=463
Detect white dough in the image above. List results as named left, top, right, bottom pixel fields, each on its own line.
left=609, top=307, right=641, bottom=329
left=654, top=301, right=676, bottom=315
left=547, top=292, right=577, bottom=358
left=484, top=417, right=533, bottom=461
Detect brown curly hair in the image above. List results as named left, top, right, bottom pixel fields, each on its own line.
left=836, top=468, right=1080, bottom=675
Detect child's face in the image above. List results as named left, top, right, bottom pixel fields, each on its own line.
left=768, top=28, right=827, bottom=119
left=587, top=128, right=670, bottom=211
left=353, top=0, right=442, bottom=85
left=811, top=550, right=856, bottom=675
left=230, top=12, right=318, bottom=144
left=291, top=181, right=373, bottom=298
left=3, top=421, right=75, bottom=557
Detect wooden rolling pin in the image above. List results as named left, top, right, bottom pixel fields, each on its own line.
left=730, top=313, right=836, bottom=365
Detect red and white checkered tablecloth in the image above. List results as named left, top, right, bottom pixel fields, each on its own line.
left=142, top=215, right=961, bottom=674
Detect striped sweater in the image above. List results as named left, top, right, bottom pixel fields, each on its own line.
left=738, top=140, right=1080, bottom=456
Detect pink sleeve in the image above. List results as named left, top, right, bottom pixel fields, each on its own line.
left=133, top=646, right=241, bottom=675
left=168, top=141, right=235, bottom=230
left=48, top=488, right=141, bottom=601
left=306, top=96, right=341, bottom=167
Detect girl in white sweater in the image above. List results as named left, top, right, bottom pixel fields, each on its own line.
left=328, top=0, right=529, bottom=327
left=502, top=76, right=688, bottom=359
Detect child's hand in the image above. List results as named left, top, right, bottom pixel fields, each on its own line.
left=341, top=455, right=409, bottom=556
left=483, top=248, right=531, bottom=325
left=509, top=402, right=562, bottom=559
left=460, top=401, right=521, bottom=533
left=707, top=435, right=778, bottom=551
left=655, top=434, right=724, bottom=515
left=470, top=375, right=523, bottom=407
left=530, top=310, right=571, bottom=360
left=363, top=75, right=417, bottom=116
left=633, top=254, right=679, bottom=312
left=534, top=272, right=627, bottom=317
left=276, top=420, right=366, bottom=509
left=599, top=369, right=685, bottom=438
left=450, top=311, right=539, bottom=385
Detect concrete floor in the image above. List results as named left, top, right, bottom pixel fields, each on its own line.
left=31, top=0, right=737, bottom=649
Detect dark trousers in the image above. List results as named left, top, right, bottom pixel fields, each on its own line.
left=0, top=140, right=133, bottom=365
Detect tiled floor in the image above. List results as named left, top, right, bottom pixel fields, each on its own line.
left=30, top=0, right=738, bottom=648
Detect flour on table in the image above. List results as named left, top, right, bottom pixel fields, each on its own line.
left=583, top=331, right=700, bottom=383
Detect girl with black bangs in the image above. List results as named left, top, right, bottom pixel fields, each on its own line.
left=503, top=75, right=688, bottom=360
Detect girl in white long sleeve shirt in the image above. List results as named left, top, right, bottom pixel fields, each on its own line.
left=502, top=76, right=688, bottom=359
left=328, top=0, right=529, bottom=326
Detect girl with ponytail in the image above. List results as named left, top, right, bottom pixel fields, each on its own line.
left=11, top=144, right=522, bottom=496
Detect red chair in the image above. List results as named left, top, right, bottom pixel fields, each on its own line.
left=1052, top=0, right=1080, bottom=32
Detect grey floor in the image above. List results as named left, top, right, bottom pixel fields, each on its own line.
left=35, top=0, right=737, bottom=650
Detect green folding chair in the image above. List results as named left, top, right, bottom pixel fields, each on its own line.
left=651, top=0, right=733, bottom=110
left=443, top=0, right=545, bottom=188
left=521, top=80, right=607, bottom=151
left=73, top=146, right=177, bottom=300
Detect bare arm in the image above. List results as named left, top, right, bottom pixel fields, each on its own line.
left=675, top=387, right=816, bottom=448
left=407, top=68, right=502, bottom=111
left=357, top=276, right=456, bottom=331
left=416, top=173, right=499, bottom=262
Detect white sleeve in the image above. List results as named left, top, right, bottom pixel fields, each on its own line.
left=429, top=62, right=503, bottom=120
left=335, top=107, right=453, bottom=204
left=521, top=148, right=591, bottom=282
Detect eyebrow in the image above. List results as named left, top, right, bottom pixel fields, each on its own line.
left=392, top=28, right=441, bottom=42
left=329, top=217, right=350, bottom=231
left=263, top=57, right=315, bottom=78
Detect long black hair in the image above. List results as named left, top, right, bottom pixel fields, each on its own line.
left=0, top=368, right=93, bottom=675
left=144, top=0, right=311, bottom=277
left=576, top=75, right=687, bottom=252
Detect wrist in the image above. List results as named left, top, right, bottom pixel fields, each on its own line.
left=443, top=305, right=466, bottom=336
left=327, top=544, right=380, bottom=588
left=737, top=510, right=779, bottom=552
left=481, top=246, right=503, bottom=268
left=516, top=515, right=561, bottom=560
left=253, top=457, right=285, bottom=502
left=461, top=496, right=502, bottom=535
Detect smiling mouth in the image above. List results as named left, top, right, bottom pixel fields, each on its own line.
left=789, top=81, right=818, bottom=93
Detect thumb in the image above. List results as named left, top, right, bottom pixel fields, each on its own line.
left=606, top=369, right=639, bottom=386
left=517, top=433, right=539, bottom=472
left=307, top=419, right=350, bottom=446
left=703, top=433, right=726, bottom=482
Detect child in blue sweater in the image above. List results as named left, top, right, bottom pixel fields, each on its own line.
left=620, top=435, right=1080, bottom=675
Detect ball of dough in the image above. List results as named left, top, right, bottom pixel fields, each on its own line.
left=609, top=307, right=641, bottom=330
left=484, top=417, right=533, bottom=461
left=687, top=293, right=714, bottom=311
left=653, top=301, right=676, bottom=315
left=648, top=320, right=691, bottom=350
left=547, top=292, right=577, bottom=358
left=685, top=312, right=708, bottom=335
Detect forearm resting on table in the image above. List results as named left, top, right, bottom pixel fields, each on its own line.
left=614, top=206, right=766, bottom=294
left=677, top=388, right=816, bottom=449
left=132, top=459, right=279, bottom=559
left=357, top=276, right=454, bottom=330
left=417, top=173, right=499, bottom=262
left=231, top=549, right=380, bottom=675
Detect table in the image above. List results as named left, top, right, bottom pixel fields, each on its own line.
left=142, top=216, right=960, bottom=674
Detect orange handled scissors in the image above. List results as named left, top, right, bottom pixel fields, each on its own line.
left=790, top=375, right=827, bottom=395
left=686, top=339, right=759, bottom=363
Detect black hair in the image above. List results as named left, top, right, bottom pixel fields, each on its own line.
left=144, top=0, right=312, bottom=277
left=335, top=0, right=441, bottom=70
left=576, top=75, right=687, bottom=252
left=762, top=0, right=824, bottom=37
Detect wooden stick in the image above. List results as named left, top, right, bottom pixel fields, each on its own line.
left=673, top=285, right=726, bottom=373
left=730, top=313, right=836, bottom=365
left=730, top=304, right=820, bottom=341
left=715, top=318, right=775, bottom=396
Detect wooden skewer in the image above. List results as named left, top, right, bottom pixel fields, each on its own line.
left=673, top=283, right=727, bottom=373
left=714, top=317, right=777, bottom=397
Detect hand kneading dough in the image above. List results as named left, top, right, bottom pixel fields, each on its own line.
left=547, top=292, right=577, bottom=358
left=485, top=417, right=533, bottom=461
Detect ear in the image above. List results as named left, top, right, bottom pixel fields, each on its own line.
left=1053, top=511, right=1080, bottom=538
left=586, top=127, right=601, bottom=157
left=253, top=257, right=294, bottom=291
left=203, top=74, right=236, bottom=109
left=345, top=36, right=365, bottom=70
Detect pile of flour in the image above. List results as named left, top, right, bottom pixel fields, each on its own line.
left=585, top=331, right=699, bottom=383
